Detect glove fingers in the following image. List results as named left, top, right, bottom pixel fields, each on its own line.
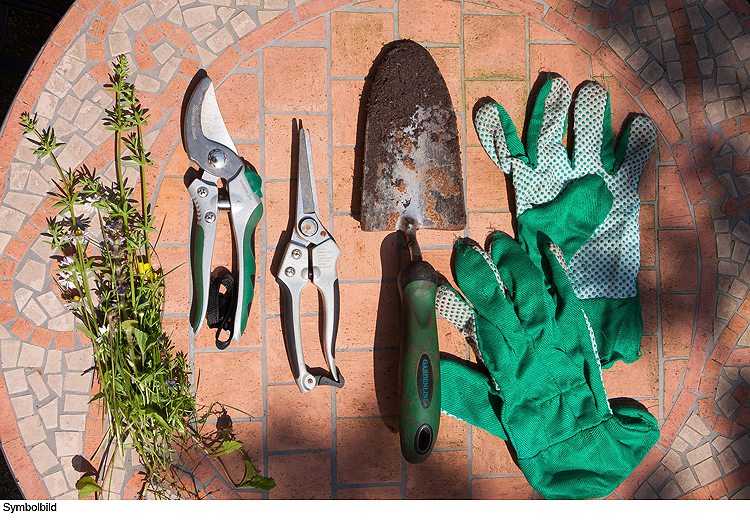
left=475, top=101, right=526, bottom=172
left=435, top=283, right=477, bottom=345
left=614, top=114, right=657, bottom=191
left=485, top=233, right=559, bottom=337
left=526, top=75, right=571, bottom=167
left=440, top=358, right=509, bottom=440
left=517, top=174, right=614, bottom=266
left=572, top=81, right=612, bottom=174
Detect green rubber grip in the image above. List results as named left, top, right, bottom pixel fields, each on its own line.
left=398, top=260, right=440, bottom=464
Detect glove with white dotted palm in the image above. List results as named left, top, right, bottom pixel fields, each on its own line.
left=474, top=75, right=657, bottom=367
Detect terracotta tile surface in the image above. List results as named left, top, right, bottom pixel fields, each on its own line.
left=1, top=0, right=749, bottom=502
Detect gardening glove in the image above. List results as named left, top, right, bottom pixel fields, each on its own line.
left=474, top=75, right=657, bottom=368
left=436, top=227, right=660, bottom=500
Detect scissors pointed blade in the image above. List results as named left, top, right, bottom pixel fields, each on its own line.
left=200, top=80, right=237, bottom=154
left=298, top=128, right=318, bottom=216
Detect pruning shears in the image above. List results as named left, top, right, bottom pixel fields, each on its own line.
left=182, top=75, right=263, bottom=347
left=276, top=125, right=344, bottom=393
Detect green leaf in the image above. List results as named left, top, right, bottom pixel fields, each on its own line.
left=132, top=327, right=148, bottom=353
left=237, top=459, right=275, bottom=490
left=209, top=440, right=242, bottom=457
left=75, top=476, right=102, bottom=498
left=88, top=392, right=105, bottom=403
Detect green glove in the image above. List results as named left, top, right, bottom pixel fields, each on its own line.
left=474, top=75, right=657, bottom=367
left=436, top=225, right=659, bottom=499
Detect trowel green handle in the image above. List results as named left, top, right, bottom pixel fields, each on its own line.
left=398, top=260, right=441, bottom=464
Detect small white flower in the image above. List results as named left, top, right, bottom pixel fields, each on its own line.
left=95, top=324, right=110, bottom=344
left=83, top=195, right=101, bottom=214
left=60, top=255, right=75, bottom=267
left=56, top=270, right=77, bottom=290
left=63, top=295, right=83, bottom=310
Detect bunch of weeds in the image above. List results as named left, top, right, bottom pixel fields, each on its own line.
left=21, top=56, right=274, bottom=499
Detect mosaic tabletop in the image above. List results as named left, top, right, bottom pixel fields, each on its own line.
left=0, top=0, right=749, bottom=499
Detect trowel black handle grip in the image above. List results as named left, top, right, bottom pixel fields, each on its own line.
left=397, top=260, right=440, bottom=464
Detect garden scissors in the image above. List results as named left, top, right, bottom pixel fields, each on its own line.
left=276, top=126, right=344, bottom=394
left=182, top=75, right=263, bottom=347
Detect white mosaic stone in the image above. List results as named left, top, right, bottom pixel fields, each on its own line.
left=17, top=344, right=44, bottom=369
left=29, top=442, right=58, bottom=474
left=218, top=6, right=234, bottom=23
left=686, top=5, right=705, bottom=29
left=734, top=34, right=750, bottom=62
left=716, top=293, right=737, bottom=320
left=47, top=374, right=62, bottom=397
left=686, top=441, right=713, bottom=465
left=5, top=191, right=42, bottom=215
left=674, top=467, right=698, bottom=492
left=27, top=370, right=50, bottom=401
left=55, top=431, right=83, bottom=458
left=634, top=482, right=658, bottom=500
left=658, top=480, right=681, bottom=500
left=194, top=22, right=218, bottom=42
left=716, top=376, right=733, bottom=399
left=717, top=392, right=740, bottom=416
left=167, top=5, right=183, bottom=25
left=632, top=4, right=653, bottom=27
left=133, top=74, right=161, bottom=94
left=57, top=95, right=81, bottom=122
left=63, top=370, right=93, bottom=394
left=71, top=72, right=96, bottom=100
left=183, top=5, right=216, bottom=27
left=647, top=463, right=671, bottom=488
left=108, top=32, right=133, bottom=57
left=653, top=78, right=680, bottom=109
left=11, top=394, right=34, bottom=418
left=694, top=457, right=722, bottom=485
left=679, top=425, right=704, bottom=448
left=48, top=312, right=74, bottom=332
left=662, top=450, right=683, bottom=473
left=159, top=56, right=182, bottom=82
left=14, top=287, right=33, bottom=312
left=47, top=73, right=72, bottom=98
left=741, top=365, right=750, bottom=385
left=59, top=414, right=86, bottom=431
left=153, top=42, right=175, bottom=64
left=704, top=0, right=730, bottom=18
left=203, top=0, right=231, bottom=5
left=718, top=447, right=740, bottom=473
left=44, top=350, right=61, bottom=375
left=123, top=2, right=153, bottom=31
left=627, top=48, right=650, bottom=72
left=707, top=25, right=731, bottom=53
left=23, top=299, right=48, bottom=326
left=64, top=347, right=93, bottom=371
left=0, top=206, right=26, bottom=233
left=726, top=98, right=746, bottom=119
left=56, top=55, right=86, bottom=83
left=152, top=0, right=178, bottom=18
left=672, top=436, right=689, bottom=452
left=63, top=393, right=89, bottom=413
left=5, top=368, right=28, bottom=394
left=18, top=415, right=46, bottom=446
left=258, top=10, right=283, bottom=25
left=74, top=100, right=102, bottom=132
left=705, top=100, right=726, bottom=125
left=1, top=340, right=21, bottom=369
left=731, top=434, right=750, bottom=463
left=196, top=46, right=217, bottom=67
left=733, top=219, right=750, bottom=244
left=38, top=291, right=64, bottom=318
left=59, top=456, right=80, bottom=488
left=35, top=92, right=59, bottom=120
left=38, top=398, right=58, bottom=429
left=206, top=27, right=233, bottom=53
left=44, top=471, right=69, bottom=497
left=25, top=170, right=50, bottom=195
left=55, top=135, right=93, bottom=173
left=236, top=0, right=261, bottom=5
left=0, top=233, right=10, bottom=254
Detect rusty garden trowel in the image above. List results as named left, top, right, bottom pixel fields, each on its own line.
left=361, top=40, right=466, bottom=463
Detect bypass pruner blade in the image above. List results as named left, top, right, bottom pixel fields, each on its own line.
left=182, top=75, right=263, bottom=346
left=276, top=126, right=344, bottom=394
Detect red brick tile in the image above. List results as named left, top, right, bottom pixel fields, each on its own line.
left=89, top=61, right=111, bottom=84
left=152, top=177, right=190, bottom=244
left=429, top=47, right=462, bottom=111
left=267, top=384, right=331, bottom=451
left=179, top=57, right=200, bottom=78
left=331, top=79, right=364, bottom=146
left=3, top=237, right=27, bottom=261
left=604, top=335, right=659, bottom=399
left=572, top=6, right=591, bottom=26
left=142, top=22, right=166, bottom=44
left=714, top=415, right=732, bottom=436
left=639, top=270, right=658, bottom=333
left=0, top=281, right=11, bottom=300
left=529, top=20, right=565, bottom=41
left=337, top=417, right=401, bottom=484
left=280, top=17, right=327, bottom=42
left=238, top=11, right=297, bottom=54
left=405, top=450, right=469, bottom=499
left=640, top=205, right=656, bottom=267
left=335, top=349, right=398, bottom=417
left=728, top=313, right=748, bottom=336
left=10, top=317, right=33, bottom=339
left=694, top=204, right=717, bottom=266
left=86, top=40, right=105, bottom=61
left=696, top=165, right=714, bottom=185
left=663, top=358, right=688, bottom=416
left=736, top=407, right=750, bottom=429
left=297, top=0, right=350, bottom=20
left=739, top=464, right=750, bottom=484
left=692, top=145, right=710, bottom=167
left=466, top=146, right=510, bottom=212
left=215, top=74, right=260, bottom=140
left=727, top=347, right=750, bottom=366
left=543, top=7, right=600, bottom=53
left=333, top=214, right=399, bottom=281
left=29, top=327, right=53, bottom=348
left=721, top=119, right=741, bottom=139
left=707, top=477, right=727, bottom=499
left=723, top=472, right=743, bottom=493
left=661, top=294, right=696, bottom=357
left=54, top=331, right=75, bottom=350
left=267, top=452, right=331, bottom=499
left=330, top=12, right=393, bottom=77
left=332, top=146, right=359, bottom=213
left=17, top=41, right=64, bottom=106
left=468, top=211, right=514, bottom=244
left=661, top=389, right=697, bottom=446
left=336, top=486, right=401, bottom=499
left=338, top=282, right=399, bottom=349
left=51, top=6, right=87, bottom=48
left=17, top=223, right=40, bottom=245
left=472, top=476, right=534, bottom=499
left=465, top=80, right=527, bottom=146
left=659, top=230, right=698, bottom=292
left=733, top=384, right=750, bottom=405
left=698, top=376, right=717, bottom=397
left=205, top=46, right=240, bottom=86
left=673, top=144, right=703, bottom=205
left=556, top=0, right=576, bottom=16
left=472, top=426, right=522, bottom=475
left=2, top=438, right=46, bottom=499
left=399, top=0, right=461, bottom=43
left=718, top=326, right=739, bottom=349
left=697, top=397, right=715, bottom=417
left=639, top=154, right=656, bottom=202
left=88, top=18, right=110, bottom=40
left=484, top=0, right=544, bottom=17
left=262, top=113, right=328, bottom=183
left=722, top=196, right=742, bottom=217
left=159, top=246, right=190, bottom=314
left=639, top=90, right=682, bottom=146
left=693, top=486, right=711, bottom=500
left=134, top=49, right=156, bottom=72
left=263, top=46, right=327, bottom=112
left=194, top=350, right=263, bottom=418
left=711, top=342, right=731, bottom=364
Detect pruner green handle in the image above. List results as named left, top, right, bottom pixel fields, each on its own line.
left=189, top=166, right=263, bottom=341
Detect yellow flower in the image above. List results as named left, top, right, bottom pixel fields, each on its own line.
left=137, top=261, right=158, bottom=281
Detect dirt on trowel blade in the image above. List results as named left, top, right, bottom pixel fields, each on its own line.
left=361, top=39, right=466, bottom=233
